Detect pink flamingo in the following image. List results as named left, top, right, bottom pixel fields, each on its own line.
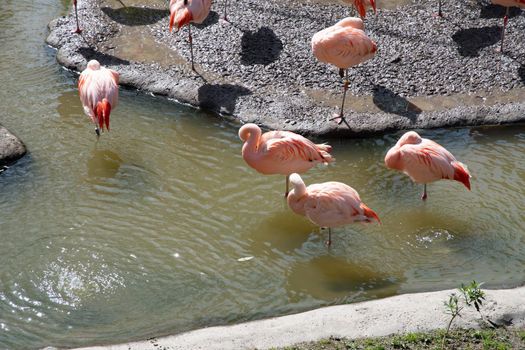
left=491, top=0, right=525, bottom=52
left=78, top=60, right=119, bottom=136
left=169, top=0, right=212, bottom=71
left=287, top=173, right=380, bottom=246
left=311, top=17, right=377, bottom=126
left=384, top=131, right=471, bottom=200
left=72, top=0, right=82, bottom=34
left=238, top=123, right=334, bottom=196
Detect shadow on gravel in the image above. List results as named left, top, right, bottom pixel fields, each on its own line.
left=372, top=85, right=422, bottom=121
left=479, top=4, right=522, bottom=19
left=101, top=6, right=168, bottom=26
left=240, top=27, right=283, bottom=66
left=197, top=84, right=252, bottom=114
left=452, top=26, right=500, bottom=57
left=519, top=65, right=525, bottom=84
left=194, top=11, right=220, bottom=28
left=78, top=47, right=130, bottom=66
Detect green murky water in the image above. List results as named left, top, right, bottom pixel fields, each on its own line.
left=1, top=1, right=524, bottom=348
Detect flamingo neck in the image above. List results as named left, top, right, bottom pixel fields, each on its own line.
left=242, top=125, right=261, bottom=154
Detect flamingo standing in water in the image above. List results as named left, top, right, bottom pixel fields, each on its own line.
left=491, top=0, right=525, bottom=52
left=312, top=17, right=377, bottom=126
left=287, top=173, right=380, bottom=246
left=169, top=0, right=212, bottom=70
left=238, top=124, right=334, bottom=197
left=384, top=131, right=471, bottom=200
left=78, top=60, right=119, bottom=136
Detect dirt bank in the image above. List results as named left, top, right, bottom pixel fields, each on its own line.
left=45, top=0, right=525, bottom=136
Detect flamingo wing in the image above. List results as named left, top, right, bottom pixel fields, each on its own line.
left=303, top=183, right=362, bottom=227
left=313, top=26, right=376, bottom=68
left=401, top=141, right=458, bottom=179
left=264, top=132, right=330, bottom=163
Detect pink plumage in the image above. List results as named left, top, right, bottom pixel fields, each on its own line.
left=239, top=124, right=334, bottom=195
left=384, top=131, right=471, bottom=199
left=78, top=60, right=119, bottom=134
left=287, top=173, right=380, bottom=245
left=169, top=0, right=211, bottom=31
left=491, top=0, right=525, bottom=7
left=311, top=17, right=377, bottom=69
left=239, top=123, right=333, bottom=175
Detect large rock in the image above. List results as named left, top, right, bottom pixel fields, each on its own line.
left=0, top=125, right=27, bottom=168
left=46, top=0, right=525, bottom=137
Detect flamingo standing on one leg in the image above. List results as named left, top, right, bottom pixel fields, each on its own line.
left=72, top=0, right=82, bottom=34
left=491, top=0, right=525, bottom=53
left=384, top=131, right=471, bottom=201
left=287, top=173, right=380, bottom=246
left=238, top=124, right=334, bottom=197
left=312, top=17, right=377, bottom=126
left=169, top=0, right=212, bottom=71
left=78, top=60, right=119, bottom=137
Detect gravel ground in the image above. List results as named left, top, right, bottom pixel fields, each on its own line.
left=46, top=0, right=525, bottom=137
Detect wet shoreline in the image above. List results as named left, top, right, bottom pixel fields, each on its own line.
left=45, top=0, right=525, bottom=137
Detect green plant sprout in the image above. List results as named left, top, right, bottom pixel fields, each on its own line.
left=441, top=281, right=486, bottom=350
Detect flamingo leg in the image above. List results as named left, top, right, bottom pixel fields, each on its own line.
left=499, top=7, right=509, bottom=53
left=438, top=0, right=442, bottom=17
left=285, top=174, right=290, bottom=198
left=73, top=0, right=82, bottom=34
left=188, top=23, right=195, bottom=71
left=329, top=68, right=349, bottom=125
left=325, top=228, right=332, bottom=246
left=223, top=0, right=229, bottom=21
left=421, top=184, right=428, bottom=201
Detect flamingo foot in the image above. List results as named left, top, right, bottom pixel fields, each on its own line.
left=73, top=28, right=82, bottom=34
left=432, top=12, right=444, bottom=18
left=95, top=127, right=101, bottom=137
left=421, top=192, right=427, bottom=201
left=324, top=240, right=332, bottom=246
left=329, top=113, right=346, bottom=125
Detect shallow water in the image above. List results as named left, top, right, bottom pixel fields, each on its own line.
left=1, top=0, right=525, bottom=349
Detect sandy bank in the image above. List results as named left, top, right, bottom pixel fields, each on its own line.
left=74, top=286, right=525, bottom=350
left=46, top=0, right=525, bottom=137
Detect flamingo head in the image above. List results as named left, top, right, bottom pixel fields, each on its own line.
left=287, top=173, right=308, bottom=215
left=398, top=131, right=422, bottom=146
left=238, top=123, right=260, bottom=142
left=86, top=60, right=101, bottom=70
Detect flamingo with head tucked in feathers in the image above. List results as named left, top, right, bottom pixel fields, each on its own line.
left=384, top=131, right=471, bottom=200
left=312, top=17, right=377, bottom=126
left=287, top=173, right=380, bottom=246
left=78, top=60, right=119, bottom=137
left=491, top=0, right=525, bottom=53
left=169, top=0, right=212, bottom=71
left=238, top=124, right=334, bottom=197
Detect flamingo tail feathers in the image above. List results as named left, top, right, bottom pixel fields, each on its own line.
left=316, top=144, right=335, bottom=163
left=95, top=98, right=111, bottom=131
left=361, top=203, right=380, bottom=224
left=170, top=8, right=192, bottom=32
left=370, top=0, right=377, bottom=14
left=452, top=161, right=471, bottom=190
